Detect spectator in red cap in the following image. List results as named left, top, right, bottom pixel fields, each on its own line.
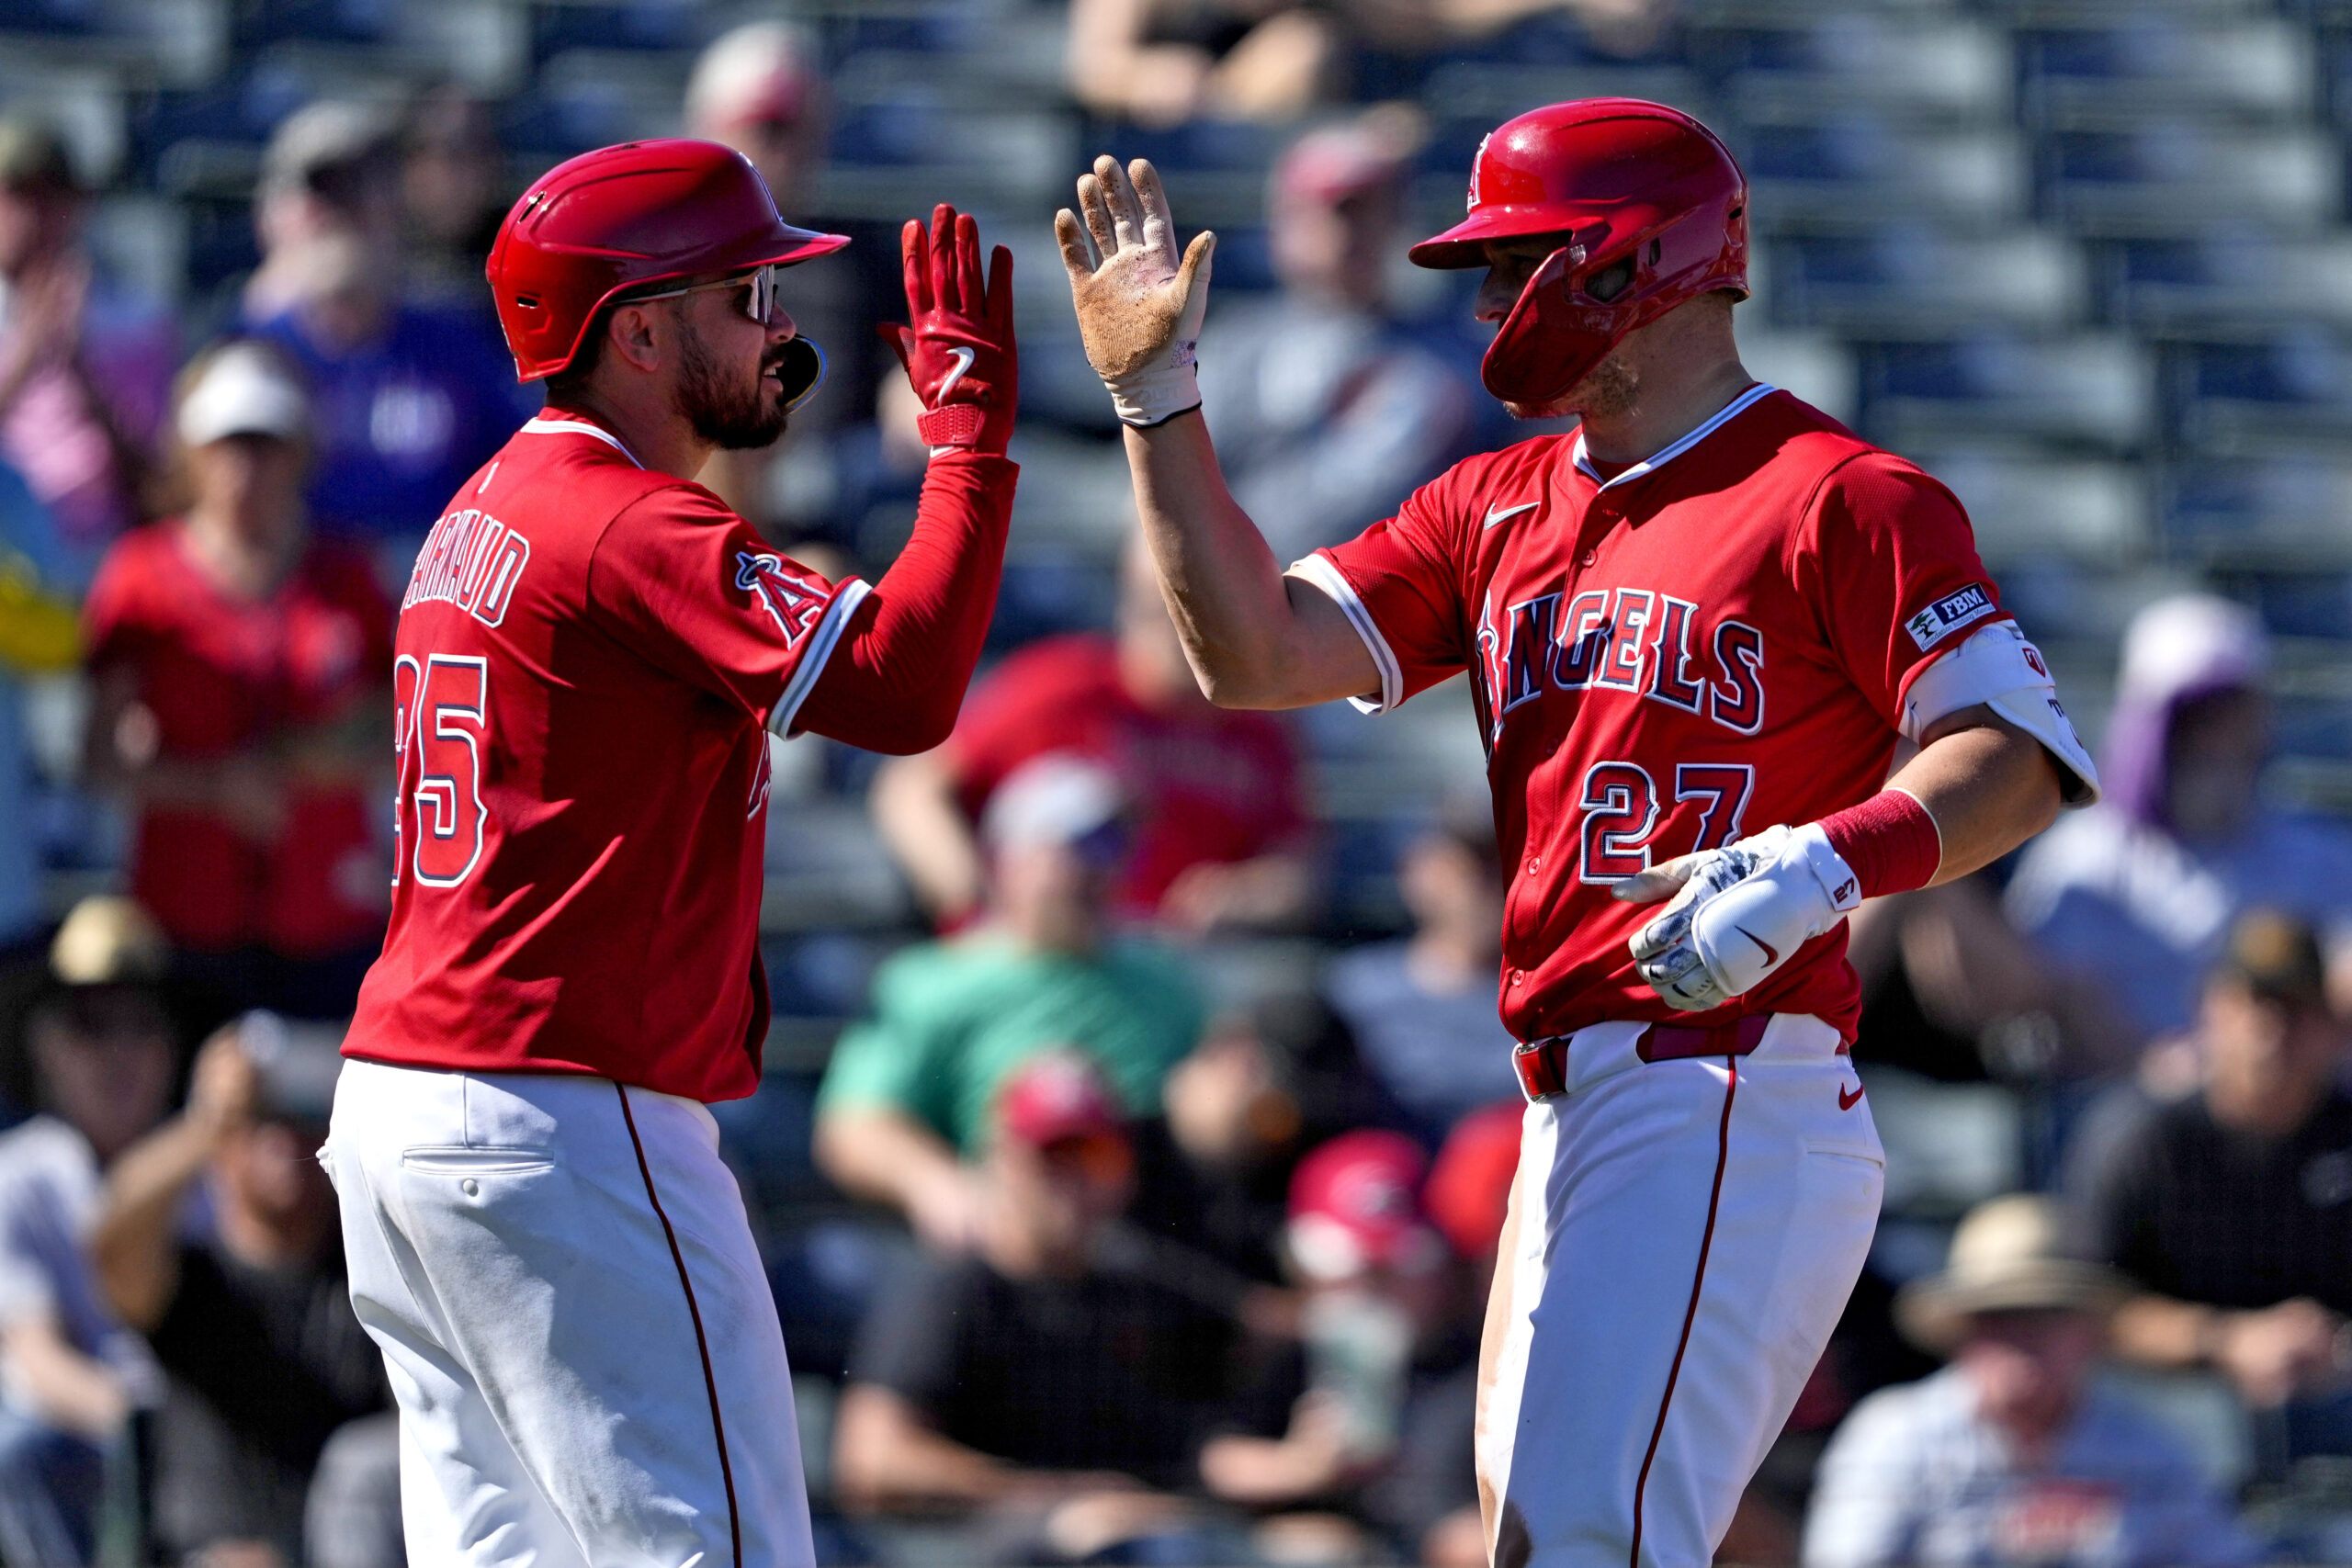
left=1193, top=107, right=1474, bottom=569
left=1198, top=1129, right=1487, bottom=1567
left=873, top=536, right=1317, bottom=936
left=834, top=1053, right=1262, bottom=1562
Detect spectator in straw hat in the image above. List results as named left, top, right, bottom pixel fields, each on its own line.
left=0, top=897, right=173, bottom=1565
left=2070, top=908, right=2352, bottom=1461
left=81, top=341, right=393, bottom=1027
left=1803, top=1194, right=2252, bottom=1568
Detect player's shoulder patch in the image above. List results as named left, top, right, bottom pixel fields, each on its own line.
left=1904, top=582, right=1998, bottom=651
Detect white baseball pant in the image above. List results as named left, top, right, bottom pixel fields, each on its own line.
left=1480, top=1013, right=1883, bottom=1568
left=322, top=1058, right=815, bottom=1568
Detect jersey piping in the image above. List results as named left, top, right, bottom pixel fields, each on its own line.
left=768, top=578, right=872, bottom=736
left=1284, top=552, right=1403, bottom=714
left=519, top=416, right=645, bottom=468
left=1569, top=381, right=1779, bottom=491
left=1285, top=381, right=1782, bottom=718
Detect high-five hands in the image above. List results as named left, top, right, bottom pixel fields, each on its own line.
left=879, top=204, right=1016, bottom=457
left=1056, top=155, right=1216, bottom=427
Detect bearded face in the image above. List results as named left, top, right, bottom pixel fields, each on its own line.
left=1503, top=344, right=1641, bottom=423
left=672, top=310, right=793, bottom=450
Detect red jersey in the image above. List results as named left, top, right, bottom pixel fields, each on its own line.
left=83, top=522, right=392, bottom=956
left=945, top=633, right=1308, bottom=918
left=344, top=415, right=875, bottom=1102
left=1292, top=386, right=2006, bottom=1043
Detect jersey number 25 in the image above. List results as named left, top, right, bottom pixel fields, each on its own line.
left=392, top=654, right=489, bottom=887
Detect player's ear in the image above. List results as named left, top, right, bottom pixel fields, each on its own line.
left=605, top=301, right=665, bottom=375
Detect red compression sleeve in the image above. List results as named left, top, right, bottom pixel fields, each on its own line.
left=1819, top=788, right=1941, bottom=899
left=793, top=452, right=1016, bottom=754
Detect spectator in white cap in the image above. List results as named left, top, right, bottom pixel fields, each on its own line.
left=2008, top=593, right=2352, bottom=1059
left=1193, top=106, right=1473, bottom=566
left=816, top=754, right=1204, bottom=1250
left=80, top=342, right=394, bottom=1026
left=1804, top=1194, right=2254, bottom=1568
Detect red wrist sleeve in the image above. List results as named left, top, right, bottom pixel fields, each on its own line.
left=1818, top=788, right=1941, bottom=900
left=793, top=453, right=1016, bottom=754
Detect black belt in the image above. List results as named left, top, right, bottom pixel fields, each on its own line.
left=1511, top=1014, right=1773, bottom=1100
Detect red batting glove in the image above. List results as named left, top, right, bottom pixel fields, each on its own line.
left=878, top=204, right=1017, bottom=457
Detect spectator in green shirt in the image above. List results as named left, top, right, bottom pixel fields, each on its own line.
left=816, top=755, right=1204, bottom=1249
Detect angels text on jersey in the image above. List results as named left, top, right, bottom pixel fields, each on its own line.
left=1476, top=582, right=1766, bottom=744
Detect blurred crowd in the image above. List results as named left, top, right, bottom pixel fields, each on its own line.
left=1, top=2, right=2352, bottom=1566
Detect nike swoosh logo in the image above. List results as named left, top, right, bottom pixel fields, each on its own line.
left=938, top=344, right=977, bottom=400
left=1838, top=1083, right=1865, bottom=1111
left=1483, top=502, right=1539, bottom=530
left=1735, top=926, right=1779, bottom=965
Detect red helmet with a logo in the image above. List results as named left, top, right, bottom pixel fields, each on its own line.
left=1410, top=99, right=1747, bottom=410
left=485, top=138, right=848, bottom=389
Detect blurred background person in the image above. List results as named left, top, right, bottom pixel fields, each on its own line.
left=88, top=1016, right=389, bottom=1568
left=0, top=898, right=172, bottom=1567
left=873, top=537, right=1316, bottom=935
left=833, top=1053, right=1257, bottom=1563
left=1129, top=987, right=1401, bottom=1289
left=1804, top=1194, right=2254, bottom=1568
left=395, top=87, right=508, bottom=314
left=0, top=456, right=77, bottom=964
left=818, top=755, right=1204, bottom=1250
left=0, top=118, right=173, bottom=587
left=2068, top=908, right=2352, bottom=1470
left=1067, top=0, right=1377, bottom=127
left=241, top=101, right=523, bottom=565
left=1196, top=1129, right=1483, bottom=1566
left=684, top=21, right=897, bottom=526
left=1196, top=108, right=1475, bottom=568
left=2007, top=595, right=2352, bottom=1066
left=80, top=341, right=392, bottom=1029
left=1322, top=802, right=1520, bottom=1148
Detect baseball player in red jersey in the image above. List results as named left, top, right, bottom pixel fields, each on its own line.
left=323, top=140, right=1018, bottom=1566
left=1057, top=102, right=2100, bottom=1566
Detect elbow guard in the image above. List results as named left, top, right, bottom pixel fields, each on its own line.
left=1899, top=621, right=2100, bottom=807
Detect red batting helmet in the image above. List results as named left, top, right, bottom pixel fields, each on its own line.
left=485, top=138, right=849, bottom=389
left=1410, top=100, right=1747, bottom=410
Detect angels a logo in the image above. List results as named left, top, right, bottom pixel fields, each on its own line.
left=1466, top=133, right=1490, bottom=212
left=735, top=550, right=828, bottom=647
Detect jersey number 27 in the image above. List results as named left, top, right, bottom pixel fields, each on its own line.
left=391, top=654, right=489, bottom=887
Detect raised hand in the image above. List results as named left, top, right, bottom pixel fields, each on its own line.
left=879, top=204, right=1017, bottom=457
left=1055, top=155, right=1215, bottom=427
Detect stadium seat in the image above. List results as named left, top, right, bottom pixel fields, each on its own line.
left=1859, top=334, right=2155, bottom=453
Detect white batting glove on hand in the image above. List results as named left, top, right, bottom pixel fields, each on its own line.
left=1621, top=823, right=1864, bottom=1011
left=1056, top=154, right=1216, bottom=427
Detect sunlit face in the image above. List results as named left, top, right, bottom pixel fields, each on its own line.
left=1474, top=234, right=1642, bottom=422
left=662, top=273, right=804, bottom=451
left=1958, top=1309, right=2102, bottom=1438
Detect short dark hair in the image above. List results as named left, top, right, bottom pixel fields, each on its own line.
left=542, top=310, right=608, bottom=399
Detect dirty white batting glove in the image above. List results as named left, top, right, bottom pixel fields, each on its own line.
left=1624, top=824, right=1863, bottom=1011
left=1056, top=154, right=1215, bottom=428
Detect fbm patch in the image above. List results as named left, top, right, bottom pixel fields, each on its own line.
left=1905, top=583, right=1996, bottom=652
